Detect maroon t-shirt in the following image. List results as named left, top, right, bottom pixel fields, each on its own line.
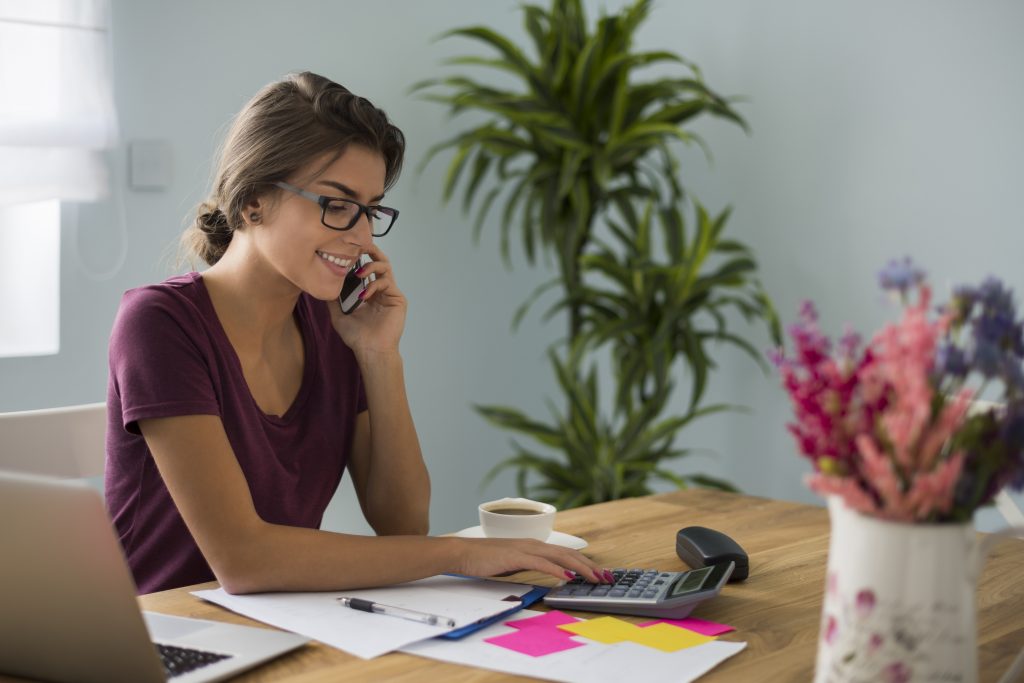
left=105, top=272, right=366, bottom=594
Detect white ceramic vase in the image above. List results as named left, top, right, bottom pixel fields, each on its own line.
left=814, top=496, right=993, bottom=683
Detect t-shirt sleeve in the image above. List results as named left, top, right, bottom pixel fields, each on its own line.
left=109, top=287, right=221, bottom=434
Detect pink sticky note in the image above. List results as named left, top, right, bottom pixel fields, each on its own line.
left=638, top=617, right=735, bottom=636
left=505, top=610, right=581, bottom=630
left=484, top=628, right=586, bottom=657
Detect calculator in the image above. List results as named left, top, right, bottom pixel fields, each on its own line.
left=543, top=562, right=734, bottom=619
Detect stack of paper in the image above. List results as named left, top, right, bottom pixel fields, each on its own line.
left=194, top=575, right=535, bottom=659
left=195, top=577, right=746, bottom=680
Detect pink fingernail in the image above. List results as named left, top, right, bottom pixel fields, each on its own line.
left=354, top=267, right=365, bottom=277
left=564, top=570, right=575, bottom=580
left=358, top=288, right=367, bottom=300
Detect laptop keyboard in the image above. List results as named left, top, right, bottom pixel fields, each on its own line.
left=156, top=643, right=233, bottom=678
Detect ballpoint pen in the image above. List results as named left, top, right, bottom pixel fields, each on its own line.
left=337, top=597, right=457, bottom=628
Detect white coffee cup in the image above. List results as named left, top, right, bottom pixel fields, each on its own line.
left=478, top=497, right=556, bottom=541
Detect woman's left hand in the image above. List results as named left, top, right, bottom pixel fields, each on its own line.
left=329, top=243, right=406, bottom=356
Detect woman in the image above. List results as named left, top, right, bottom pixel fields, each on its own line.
left=105, top=72, right=609, bottom=594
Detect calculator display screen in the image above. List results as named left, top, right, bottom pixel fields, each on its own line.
left=668, top=567, right=713, bottom=597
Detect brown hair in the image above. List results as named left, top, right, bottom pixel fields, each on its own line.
left=183, top=71, right=405, bottom=266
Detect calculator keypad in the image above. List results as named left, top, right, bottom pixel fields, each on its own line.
left=553, top=568, right=679, bottom=603
left=543, top=563, right=732, bottom=619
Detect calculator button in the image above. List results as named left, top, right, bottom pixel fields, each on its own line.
left=627, top=589, right=642, bottom=598
left=643, top=590, right=658, bottom=598
left=590, top=587, right=610, bottom=597
left=609, top=589, right=627, bottom=597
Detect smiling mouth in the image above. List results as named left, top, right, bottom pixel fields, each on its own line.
left=316, top=250, right=352, bottom=269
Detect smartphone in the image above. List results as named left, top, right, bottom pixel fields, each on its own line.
left=338, top=254, right=373, bottom=315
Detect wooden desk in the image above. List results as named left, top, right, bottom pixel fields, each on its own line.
left=134, top=491, right=1024, bottom=681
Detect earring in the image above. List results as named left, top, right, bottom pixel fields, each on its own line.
left=249, top=212, right=261, bottom=223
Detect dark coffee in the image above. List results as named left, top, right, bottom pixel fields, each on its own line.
left=487, top=507, right=543, bottom=515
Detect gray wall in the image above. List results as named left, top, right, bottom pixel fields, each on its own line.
left=2, top=0, right=1021, bottom=535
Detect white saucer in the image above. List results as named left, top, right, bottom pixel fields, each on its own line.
left=451, top=526, right=588, bottom=550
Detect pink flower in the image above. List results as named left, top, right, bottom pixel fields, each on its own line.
left=883, top=661, right=912, bottom=683
left=856, top=434, right=909, bottom=520
left=776, top=264, right=1020, bottom=524
left=860, top=285, right=946, bottom=472
left=855, top=589, right=876, bottom=618
left=807, top=472, right=879, bottom=516
left=823, top=615, right=838, bottom=645
left=903, top=451, right=966, bottom=518
left=916, top=389, right=972, bottom=471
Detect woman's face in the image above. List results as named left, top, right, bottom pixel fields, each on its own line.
left=252, top=144, right=387, bottom=301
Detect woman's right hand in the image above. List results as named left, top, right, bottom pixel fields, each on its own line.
left=451, top=537, right=613, bottom=584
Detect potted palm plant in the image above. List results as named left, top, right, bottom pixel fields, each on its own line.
left=416, top=0, right=779, bottom=508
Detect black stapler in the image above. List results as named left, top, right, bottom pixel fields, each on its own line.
left=676, top=526, right=749, bottom=582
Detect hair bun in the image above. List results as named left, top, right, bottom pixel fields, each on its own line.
left=198, top=206, right=232, bottom=247
left=198, top=206, right=228, bottom=233
left=187, top=202, right=234, bottom=266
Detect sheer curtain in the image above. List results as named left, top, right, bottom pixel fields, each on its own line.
left=0, top=0, right=118, bottom=204
left=0, top=0, right=117, bottom=357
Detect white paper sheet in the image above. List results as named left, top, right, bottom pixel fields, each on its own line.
left=193, top=575, right=530, bottom=659
left=401, top=609, right=747, bottom=683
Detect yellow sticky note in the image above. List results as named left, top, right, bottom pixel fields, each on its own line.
left=627, top=623, right=714, bottom=652
left=557, top=616, right=638, bottom=644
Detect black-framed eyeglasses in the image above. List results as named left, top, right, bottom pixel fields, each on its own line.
left=274, top=181, right=399, bottom=237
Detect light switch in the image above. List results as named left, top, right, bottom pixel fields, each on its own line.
left=129, top=139, right=171, bottom=190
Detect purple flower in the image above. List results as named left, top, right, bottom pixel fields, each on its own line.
left=978, top=276, right=1014, bottom=312
left=1002, top=357, right=1024, bottom=396
left=935, top=341, right=968, bottom=380
left=970, top=340, right=1003, bottom=378
left=949, top=285, right=977, bottom=326
left=839, top=326, right=863, bottom=362
left=1001, top=406, right=1024, bottom=491
left=869, top=633, right=884, bottom=653
left=799, top=299, right=818, bottom=324
left=878, top=257, right=925, bottom=295
left=973, top=310, right=1016, bottom=348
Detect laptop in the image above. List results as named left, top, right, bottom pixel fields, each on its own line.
left=0, top=470, right=309, bottom=683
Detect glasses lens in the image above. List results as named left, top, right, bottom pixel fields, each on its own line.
left=322, top=199, right=361, bottom=230
left=369, top=207, right=397, bottom=236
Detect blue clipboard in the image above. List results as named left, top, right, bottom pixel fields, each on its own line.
left=437, top=582, right=549, bottom=640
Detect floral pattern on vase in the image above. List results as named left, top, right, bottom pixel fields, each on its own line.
left=814, top=497, right=980, bottom=683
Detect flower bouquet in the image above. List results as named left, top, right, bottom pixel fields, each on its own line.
left=773, top=259, right=1024, bottom=682
left=774, top=258, right=1024, bottom=522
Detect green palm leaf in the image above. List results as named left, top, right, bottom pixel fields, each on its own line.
left=419, top=0, right=778, bottom=509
